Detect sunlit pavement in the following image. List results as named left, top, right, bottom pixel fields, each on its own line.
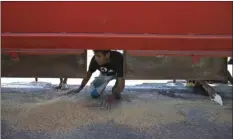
left=1, top=82, right=232, bottom=139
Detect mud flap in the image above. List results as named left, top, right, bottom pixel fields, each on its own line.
left=197, top=80, right=223, bottom=106
left=124, top=50, right=228, bottom=81
left=1, top=50, right=87, bottom=78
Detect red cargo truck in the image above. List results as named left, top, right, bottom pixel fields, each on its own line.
left=1, top=1, right=232, bottom=81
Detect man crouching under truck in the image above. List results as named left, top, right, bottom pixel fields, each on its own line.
left=66, top=50, right=125, bottom=100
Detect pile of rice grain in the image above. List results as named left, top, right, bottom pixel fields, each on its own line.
left=2, top=96, right=187, bottom=132
left=4, top=92, right=231, bottom=133
left=2, top=88, right=232, bottom=133
left=4, top=100, right=107, bottom=132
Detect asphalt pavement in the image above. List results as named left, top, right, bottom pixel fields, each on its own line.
left=1, top=82, right=232, bottom=139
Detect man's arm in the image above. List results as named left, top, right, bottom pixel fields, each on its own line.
left=68, top=56, right=97, bottom=94
left=77, top=56, right=98, bottom=92
left=113, top=77, right=125, bottom=93
left=78, top=71, right=93, bottom=91
left=66, top=71, right=92, bottom=95
left=113, top=53, right=125, bottom=93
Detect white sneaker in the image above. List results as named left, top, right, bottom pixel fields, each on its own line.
left=61, top=83, right=69, bottom=90
left=211, top=93, right=223, bottom=106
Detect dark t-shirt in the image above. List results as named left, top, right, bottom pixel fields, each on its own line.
left=88, top=51, right=124, bottom=77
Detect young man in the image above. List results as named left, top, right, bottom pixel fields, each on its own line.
left=67, top=50, right=125, bottom=100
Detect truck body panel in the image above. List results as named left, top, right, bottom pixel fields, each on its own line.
left=1, top=2, right=232, bottom=79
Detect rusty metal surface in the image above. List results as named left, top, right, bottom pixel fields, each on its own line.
left=125, top=51, right=228, bottom=81
left=1, top=53, right=87, bottom=78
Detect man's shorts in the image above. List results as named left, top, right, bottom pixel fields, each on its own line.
left=89, top=74, right=115, bottom=98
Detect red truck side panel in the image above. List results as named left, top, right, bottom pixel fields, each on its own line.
left=2, top=2, right=232, bottom=34
left=1, top=2, right=231, bottom=79
left=1, top=1, right=232, bottom=55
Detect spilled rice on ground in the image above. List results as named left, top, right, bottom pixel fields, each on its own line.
left=1, top=90, right=232, bottom=133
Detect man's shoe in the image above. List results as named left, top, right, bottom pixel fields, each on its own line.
left=61, top=83, right=68, bottom=90
left=56, top=84, right=62, bottom=89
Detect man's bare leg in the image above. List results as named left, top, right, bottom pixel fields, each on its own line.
left=63, top=78, right=67, bottom=84
left=61, top=78, right=68, bottom=90
left=56, top=78, right=63, bottom=89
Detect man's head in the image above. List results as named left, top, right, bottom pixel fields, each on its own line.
left=93, top=50, right=111, bottom=65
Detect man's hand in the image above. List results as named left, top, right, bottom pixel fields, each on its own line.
left=62, top=71, right=92, bottom=96
left=66, top=87, right=82, bottom=95
left=100, top=95, right=113, bottom=110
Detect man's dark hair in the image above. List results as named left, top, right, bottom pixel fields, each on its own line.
left=93, top=50, right=111, bottom=55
